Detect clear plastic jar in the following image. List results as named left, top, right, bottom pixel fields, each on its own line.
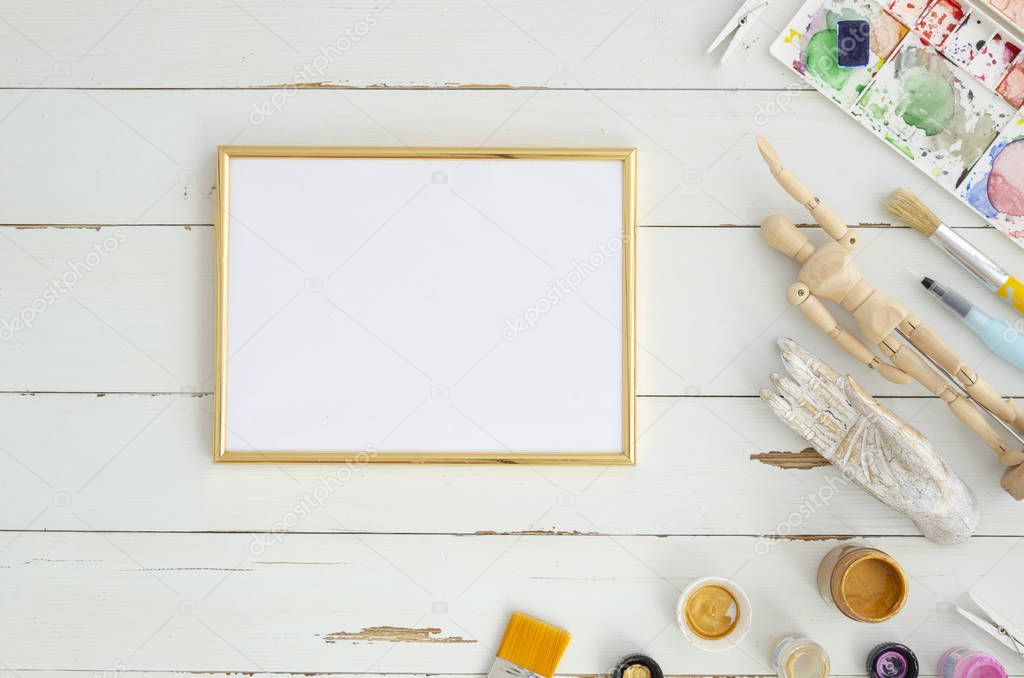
left=771, top=636, right=829, bottom=678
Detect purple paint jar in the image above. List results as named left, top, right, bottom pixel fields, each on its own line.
left=867, top=642, right=918, bottom=678
left=938, top=648, right=1007, bottom=678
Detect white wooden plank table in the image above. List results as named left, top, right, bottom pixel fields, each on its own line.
left=1, top=1, right=1023, bottom=676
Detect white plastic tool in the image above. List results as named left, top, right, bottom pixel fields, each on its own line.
left=953, top=590, right=1024, bottom=658
left=707, top=0, right=769, bottom=62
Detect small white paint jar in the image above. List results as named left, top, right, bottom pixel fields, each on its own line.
left=675, top=576, right=752, bottom=651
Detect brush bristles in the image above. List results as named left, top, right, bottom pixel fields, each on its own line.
left=495, top=612, right=571, bottom=678
left=884, top=188, right=942, bottom=236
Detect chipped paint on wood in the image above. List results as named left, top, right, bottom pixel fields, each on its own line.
left=321, top=627, right=475, bottom=644
left=449, top=83, right=514, bottom=89
left=750, top=448, right=829, bottom=469
left=758, top=534, right=855, bottom=542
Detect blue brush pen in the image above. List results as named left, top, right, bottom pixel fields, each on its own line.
left=922, top=277, right=1024, bottom=371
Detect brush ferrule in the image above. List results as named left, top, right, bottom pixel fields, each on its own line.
left=488, top=658, right=544, bottom=678
left=931, top=223, right=1008, bottom=291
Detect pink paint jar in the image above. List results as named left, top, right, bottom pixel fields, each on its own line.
left=938, top=648, right=1007, bottom=678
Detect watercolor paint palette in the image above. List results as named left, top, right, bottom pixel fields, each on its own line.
left=772, top=0, right=1024, bottom=245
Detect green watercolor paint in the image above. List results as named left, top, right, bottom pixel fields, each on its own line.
left=858, top=87, right=887, bottom=120
left=896, top=68, right=954, bottom=136
left=884, top=133, right=915, bottom=158
left=806, top=30, right=850, bottom=91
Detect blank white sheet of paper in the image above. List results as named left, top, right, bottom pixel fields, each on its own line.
left=221, top=153, right=630, bottom=459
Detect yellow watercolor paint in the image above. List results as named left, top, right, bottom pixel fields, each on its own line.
left=998, top=276, right=1024, bottom=315
left=783, top=29, right=802, bottom=44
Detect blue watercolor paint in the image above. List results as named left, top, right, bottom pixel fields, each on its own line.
left=965, top=174, right=997, bottom=216
left=962, top=139, right=1010, bottom=217
left=837, top=19, right=870, bottom=68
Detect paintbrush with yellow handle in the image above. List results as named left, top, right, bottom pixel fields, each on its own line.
left=884, top=189, right=1024, bottom=316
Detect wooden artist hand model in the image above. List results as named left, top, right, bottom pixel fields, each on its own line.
left=756, top=136, right=1024, bottom=500
left=762, top=338, right=978, bottom=544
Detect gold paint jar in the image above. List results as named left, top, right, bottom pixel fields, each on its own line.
left=816, top=544, right=908, bottom=623
left=675, top=576, right=752, bottom=651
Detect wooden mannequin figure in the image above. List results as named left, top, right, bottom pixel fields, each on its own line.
left=755, top=136, right=1024, bottom=500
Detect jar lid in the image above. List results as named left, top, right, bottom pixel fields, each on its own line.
left=867, top=643, right=919, bottom=678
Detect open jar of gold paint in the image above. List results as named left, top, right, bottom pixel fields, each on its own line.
left=817, top=544, right=908, bottom=623
left=675, top=576, right=752, bottom=651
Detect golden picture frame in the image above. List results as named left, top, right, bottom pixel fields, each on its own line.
left=214, top=146, right=637, bottom=464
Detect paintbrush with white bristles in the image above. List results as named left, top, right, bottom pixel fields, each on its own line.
left=884, top=188, right=1024, bottom=317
